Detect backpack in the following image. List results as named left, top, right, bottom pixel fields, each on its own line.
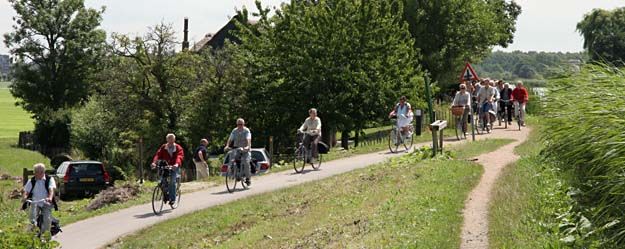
left=21, top=175, right=59, bottom=211
left=36, top=213, right=62, bottom=236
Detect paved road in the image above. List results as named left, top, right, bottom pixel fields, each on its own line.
left=55, top=127, right=517, bottom=249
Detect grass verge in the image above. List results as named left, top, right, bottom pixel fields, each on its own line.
left=108, top=138, right=512, bottom=248
left=0, top=138, right=50, bottom=176
left=489, top=118, right=571, bottom=248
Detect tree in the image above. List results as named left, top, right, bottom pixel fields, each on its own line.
left=402, top=0, right=521, bottom=86
left=3, top=0, right=106, bottom=152
left=577, top=8, right=625, bottom=65
left=236, top=0, right=423, bottom=148
left=93, top=23, right=202, bottom=163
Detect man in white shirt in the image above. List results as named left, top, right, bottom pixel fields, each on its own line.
left=22, top=163, right=56, bottom=237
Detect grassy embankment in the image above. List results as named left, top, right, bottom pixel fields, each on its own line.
left=108, top=138, right=513, bottom=248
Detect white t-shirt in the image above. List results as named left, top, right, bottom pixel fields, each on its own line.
left=477, top=87, right=497, bottom=104
left=24, top=176, right=56, bottom=207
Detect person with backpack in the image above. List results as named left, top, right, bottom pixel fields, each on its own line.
left=193, top=138, right=210, bottom=179
left=22, top=163, right=57, bottom=238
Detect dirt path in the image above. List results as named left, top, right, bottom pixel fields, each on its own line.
left=460, top=126, right=531, bottom=249
left=54, top=127, right=520, bottom=249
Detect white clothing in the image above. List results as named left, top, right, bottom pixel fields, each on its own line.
left=23, top=176, right=56, bottom=207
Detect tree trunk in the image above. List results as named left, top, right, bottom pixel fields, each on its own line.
left=341, top=130, right=349, bottom=150
left=354, top=130, right=360, bottom=147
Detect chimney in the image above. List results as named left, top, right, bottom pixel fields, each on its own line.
left=182, top=18, right=189, bottom=51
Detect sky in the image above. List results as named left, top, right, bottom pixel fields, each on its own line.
left=1, top=0, right=625, bottom=55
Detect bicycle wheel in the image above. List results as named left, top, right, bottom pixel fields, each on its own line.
left=170, top=181, right=181, bottom=209
left=225, top=164, right=238, bottom=193
left=312, top=153, right=322, bottom=170
left=240, top=165, right=249, bottom=189
left=388, top=128, right=399, bottom=153
left=293, top=147, right=306, bottom=173
left=152, top=184, right=164, bottom=215
left=403, top=129, right=414, bottom=151
left=475, top=114, right=483, bottom=135
left=455, top=117, right=461, bottom=140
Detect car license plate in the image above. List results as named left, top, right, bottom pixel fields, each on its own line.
left=80, top=178, right=95, bottom=182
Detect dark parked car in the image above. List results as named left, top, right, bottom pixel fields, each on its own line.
left=56, top=160, right=111, bottom=199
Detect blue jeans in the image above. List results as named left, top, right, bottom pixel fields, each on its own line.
left=481, top=102, right=492, bottom=114
left=161, top=167, right=179, bottom=202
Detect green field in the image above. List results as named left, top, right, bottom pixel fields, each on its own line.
left=109, top=139, right=513, bottom=248
left=0, top=84, right=41, bottom=176
left=0, top=87, right=33, bottom=138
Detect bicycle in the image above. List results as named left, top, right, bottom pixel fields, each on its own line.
left=224, top=147, right=250, bottom=193
left=151, top=160, right=181, bottom=215
left=451, top=105, right=468, bottom=140
left=23, top=199, right=61, bottom=238
left=388, top=117, right=414, bottom=153
left=497, top=99, right=510, bottom=129
left=293, top=131, right=323, bottom=173
left=514, top=101, right=524, bottom=131
left=478, top=102, right=494, bottom=133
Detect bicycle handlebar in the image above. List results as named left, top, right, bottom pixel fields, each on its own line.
left=25, top=199, right=50, bottom=205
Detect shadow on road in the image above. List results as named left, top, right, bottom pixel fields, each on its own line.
left=211, top=188, right=249, bottom=195
left=134, top=209, right=172, bottom=219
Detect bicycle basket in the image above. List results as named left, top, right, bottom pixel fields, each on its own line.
left=451, top=106, right=465, bottom=116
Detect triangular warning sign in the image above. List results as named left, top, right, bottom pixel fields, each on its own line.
left=459, top=63, right=479, bottom=82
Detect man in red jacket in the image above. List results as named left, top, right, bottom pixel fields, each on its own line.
left=151, top=133, right=184, bottom=205
left=511, top=81, right=529, bottom=126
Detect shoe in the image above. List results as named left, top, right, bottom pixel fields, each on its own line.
left=508, top=121, right=512, bottom=125
left=169, top=200, right=175, bottom=205
left=245, top=178, right=252, bottom=186
left=236, top=177, right=242, bottom=181
left=521, top=123, right=526, bottom=127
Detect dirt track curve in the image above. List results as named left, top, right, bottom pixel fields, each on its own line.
left=460, top=125, right=530, bottom=249
left=55, top=126, right=527, bottom=249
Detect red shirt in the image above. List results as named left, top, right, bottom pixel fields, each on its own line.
left=152, top=143, right=184, bottom=167
left=511, top=87, right=529, bottom=103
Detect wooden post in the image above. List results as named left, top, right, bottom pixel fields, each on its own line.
left=269, top=136, right=274, bottom=168
left=139, top=137, right=144, bottom=184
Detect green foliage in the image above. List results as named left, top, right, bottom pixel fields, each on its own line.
left=542, top=64, right=625, bottom=247
left=474, top=51, right=587, bottom=82
left=402, top=0, right=521, bottom=86
left=3, top=0, right=106, bottom=151
left=489, top=119, right=576, bottom=248
left=236, top=0, right=424, bottom=146
left=577, top=8, right=625, bottom=66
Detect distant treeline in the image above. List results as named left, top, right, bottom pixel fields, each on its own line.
left=474, top=51, right=588, bottom=84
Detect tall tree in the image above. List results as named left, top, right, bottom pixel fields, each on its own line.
left=3, top=0, right=106, bottom=152
left=577, top=7, right=625, bottom=65
left=236, top=0, right=423, bottom=148
left=402, top=0, right=521, bottom=86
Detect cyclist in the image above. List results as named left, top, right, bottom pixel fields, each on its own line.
left=499, top=83, right=513, bottom=125
left=452, top=84, right=471, bottom=136
left=22, top=163, right=56, bottom=238
left=388, top=96, right=414, bottom=141
left=151, top=133, right=184, bottom=205
left=224, top=118, right=252, bottom=186
left=298, top=108, right=322, bottom=163
left=512, top=81, right=529, bottom=126
left=476, top=80, right=497, bottom=131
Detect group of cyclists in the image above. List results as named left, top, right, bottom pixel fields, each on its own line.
left=452, top=78, right=529, bottom=134
left=19, top=93, right=433, bottom=238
